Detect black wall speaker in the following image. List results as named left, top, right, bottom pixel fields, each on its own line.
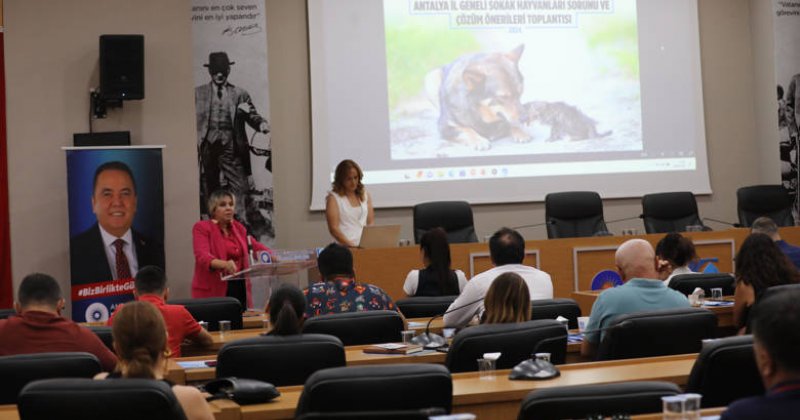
left=99, top=35, right=144, bottom=101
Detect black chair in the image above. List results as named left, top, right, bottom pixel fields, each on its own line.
left=412, top=201, right=478, bottom=244
left=0, top=308, right=15, bottom=320
left=302, top=310, right=404, bottom=346
left=530, top=298, right=582, bottom=329
left=686, top=335, right=763, bottom=408
left=216, top=334, right=346, bottom=386
left=445, top=320, right=567, bottom=373
left=759, top=283, right=800, bottom=302
left=737, top=185, right=795, bottom=227
left=0, top=352, right=102, bottom=404
left=641, top=192, right=705, bottom=234
left=518, top=381, right=681, bottom=420
left=596, top=307, right=717, bottom=361
left=544, top=191, right=609, bottom=239
left=295, top=364, right=452, bottom=416
left=86, top=325, right=115, bottom=352
left=297, top=409, right=446, bottom=420
left=668, top=273, right=736, bottom=297
left=18, top=378, right=187, bottom=420
left=396, top=296, right=457, bottom=318
left=167, top=297, right=242, bottom=331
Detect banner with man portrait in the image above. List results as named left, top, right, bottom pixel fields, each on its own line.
left=774, top=0, right=800, bottom=218
left=65, top=147, right=165, bottom=322
left=191, top=0, right=275, bottom=247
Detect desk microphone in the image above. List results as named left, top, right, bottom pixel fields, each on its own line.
left=703, top=217, right=741, bottom=228
left=604, top=216, right=643, bottom=225
left=411, top=296, right=485, bottom=349
left=511, top=221, right=554, bottom=230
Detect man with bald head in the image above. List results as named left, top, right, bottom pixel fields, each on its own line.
left=581, top=239, right=689, bottom=358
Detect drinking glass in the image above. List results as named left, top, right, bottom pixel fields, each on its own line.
left=219, top=320, right=231, bottom=340
left=661, top=395, right=685, bottom=420
left=477, top=358, right=496, bottom=380
left=711, top=287, right=723, bottom=301
left=401, top=330, right=416, bottom=344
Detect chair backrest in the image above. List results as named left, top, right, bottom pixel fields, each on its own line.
left=395, top=296, right=457, bottom=318
left=668, top=273, right=736, bottom=296
left=301, top=310, right=404, bottom=346
left=412, top=201, right=478, bottom=244
left=166, top=297, right=242, bottom=331
left=18, top=378, right=187, bottom=420
left=296, top=408, right=446, bottom=420
left=544, top=191, right=609, bottom=239
left=85, top=325, right=115, bottom=352
left=737, top=185, right=795, bottom=227
left=0, top=352, right=102, bottom=404
left=596, top=307, right=717, bottom=361
left=759, top=283, right=800, bottom=302
left=296, top=364, right=452, bottom=416
left=641, top=192, right=704, bottom=233
left=216, top=334, right=346, bottom=386
left=518, top=381, right=681, bottom=420
left=530, top=298, right=582, bottom=329
left=686, top=335, right=763, bottom=408
left=0, top=308, right=15, bottom=320
left=445, top=320, right=567, bottom=373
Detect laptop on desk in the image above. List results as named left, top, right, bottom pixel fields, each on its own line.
left=358, top=225, right=402, bottom=249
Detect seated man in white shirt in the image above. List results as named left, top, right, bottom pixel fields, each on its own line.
left=443, top=227, right=553, bottom=328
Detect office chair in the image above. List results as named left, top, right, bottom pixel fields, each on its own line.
left=530, top=298, right=582, bottom=329
left=85, top=325, right=115, bottom=352
left=0, top=352, right=101, bottom=404
left=445, top=320, right=567, bottom=372
left=544, top=191, right=609, bottom=239
left=641, top=192, right=705, bottom=233
left=216, top=334, right=346, bottom=386
left=296, top=364, right=452, bottom=416
left=18, top=378, right=187, bottom=420
left=686, top=335, right=763, bottom=408
left=518, top=381, right=681, bottom=420
left=596, top=307, right=717, bottom=361
left=412, top=201, right=478, bottom=244
left=667, top=273, right=736, bottom=296
left=737, top=185, right=795, bottom=227
left=302, top=310, right=404, bottom=346
left=396, top=296, right=457, bottom=318
left=167, top=297, right=242, bottom=331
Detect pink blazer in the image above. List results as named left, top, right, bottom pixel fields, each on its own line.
left=191, top=219, right=271, bottom=308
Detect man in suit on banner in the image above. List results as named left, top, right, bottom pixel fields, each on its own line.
left=70, top=161, right=164, bottom=284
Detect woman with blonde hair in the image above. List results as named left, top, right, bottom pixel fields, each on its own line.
left=95, top=301, right=214, bottom=420
left=325, top=159, right=374, bottom=247
left=482, top=272, right=531, bottom=324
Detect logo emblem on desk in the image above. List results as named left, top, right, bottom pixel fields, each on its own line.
left=258, top=251, right=272, bottom=264
left=591, top=270, right=623, bottom=290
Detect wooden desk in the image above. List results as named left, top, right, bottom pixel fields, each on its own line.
left=0, top=405, right=17, bottom=420
left=632, top=407, right=725, bottom=419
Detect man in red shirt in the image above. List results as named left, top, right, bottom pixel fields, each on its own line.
left=108, top=265, right=212, bottom=357
left=0, top=273, right=118, bottom=372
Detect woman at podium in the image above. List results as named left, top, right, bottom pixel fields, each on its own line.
left=192, top=189, right=272, bottom=309
left=325, top=159, right=374, bottom=247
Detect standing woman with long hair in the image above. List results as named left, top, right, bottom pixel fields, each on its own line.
left=325, top=159, right=374, bottom=247
left=403, top=228, right=466, bottom=297
left=95, top=301, right=214, bottom=420
left=733, top=233, right=800, bottom=333
left=482, top=272, right=531, bottom=324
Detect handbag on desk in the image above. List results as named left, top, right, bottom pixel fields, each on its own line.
left=203, top=377, right=281, bottom=405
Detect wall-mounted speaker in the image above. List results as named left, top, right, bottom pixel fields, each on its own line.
left=99, top=35, right=144, bottom=101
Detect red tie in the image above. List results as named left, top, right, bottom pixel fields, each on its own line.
left=114, top=239, right=132, bottom=280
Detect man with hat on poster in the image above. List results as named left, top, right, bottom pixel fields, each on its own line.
left=195, top=51, right=270, bottom=222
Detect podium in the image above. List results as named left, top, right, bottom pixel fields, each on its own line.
left=222, top=249, right=319, bottom=310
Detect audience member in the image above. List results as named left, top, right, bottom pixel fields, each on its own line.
left=304, top=243, right=397, bottom=317
left=266, top=283, right=306, bottom=335
left=581, top=239, right=689, bottom=358
left=444, top=227, right=553, bottom=328
left=722, top=289, right=800, bottom=419
left=751, top=216, right=800, bottom=269
left=733, top=232, right=800, bottom=334
left=403, top=227, right=466, bottom=297
left=655, top=232, right=697, bottom=286
left=107, top=266, right=212, bottom=357
left=0, top=273, right=117, bottom=371
left=96, top=301, right=213, bottom=420
left=481, top=272, right=531, bottom=324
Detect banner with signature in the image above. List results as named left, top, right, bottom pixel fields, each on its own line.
left=191, top=0, right=275, bottom=246
left=774, top=0, right=800, bottom=218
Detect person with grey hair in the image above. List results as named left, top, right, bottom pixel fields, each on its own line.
left=751, top=217, right=800, bottom=269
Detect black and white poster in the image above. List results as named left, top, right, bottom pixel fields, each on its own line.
left=192, top=0, right=275, bottom=246
left=774, top=0, right=800, bottom=219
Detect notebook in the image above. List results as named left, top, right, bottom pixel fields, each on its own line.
left=358, top=224, right=401, bottom=249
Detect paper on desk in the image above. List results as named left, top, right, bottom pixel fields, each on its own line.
left=483, top=352, right=501, bottom=361
left=407, top=321, right=425, bottom=328
left=702, top=301, right=733, bottom=307
left=177, top=361, right=212, bottom=369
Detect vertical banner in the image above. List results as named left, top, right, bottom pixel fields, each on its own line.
left=66, top=147, right=165, bottom=322
left=774, top=0, right=800, bottom=218
left=0, top=30, right=11, bottom=308
left=191, top=0, right=275, bottom=247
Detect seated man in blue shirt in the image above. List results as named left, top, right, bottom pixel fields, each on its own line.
left=722, top=288, right=800, bottom=419
left=304, top=243, right=398, bottom=318
left=751, top=216, right=800, bottom=269
left=581, top=239, right=690, bottom=358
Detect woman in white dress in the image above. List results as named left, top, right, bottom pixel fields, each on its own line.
left=403, top=227, right=467, bottom=296
left=655, top=232, right=697, bottom=287
left=325, top=159, right=374, bottom=247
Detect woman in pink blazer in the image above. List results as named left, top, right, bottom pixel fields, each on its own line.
left=192, top=189, right=271, bottom=309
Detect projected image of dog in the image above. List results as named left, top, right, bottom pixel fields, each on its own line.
left=426, top=44, right=531, bottom=151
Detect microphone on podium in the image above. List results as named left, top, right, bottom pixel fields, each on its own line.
left=410, top=296, right=485, bottom=349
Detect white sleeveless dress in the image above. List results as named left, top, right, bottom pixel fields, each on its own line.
left=329, top=191, right=367, bottom=246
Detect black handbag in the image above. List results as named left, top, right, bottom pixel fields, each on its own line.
left=203, top=377, right=280, bottom=405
